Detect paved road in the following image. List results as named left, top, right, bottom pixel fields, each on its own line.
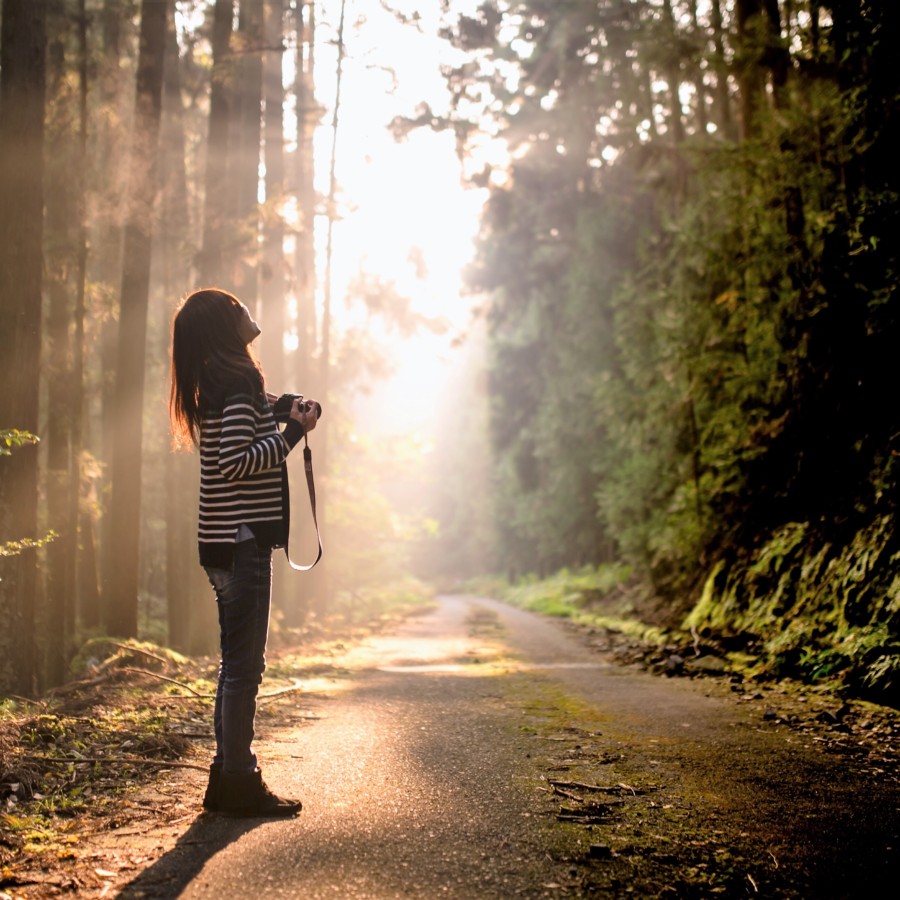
left=119, top=595, right=900, bottom=899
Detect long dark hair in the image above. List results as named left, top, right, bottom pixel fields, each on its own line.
left=169, top=288, right=263, bottom=449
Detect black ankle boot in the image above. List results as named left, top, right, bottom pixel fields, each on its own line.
left=217, top=768, right=302, bottom=817
left=202, top=763, right=222, bottom=811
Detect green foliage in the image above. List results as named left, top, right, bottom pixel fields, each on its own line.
left=440, top=0, right=900, bottom=655
left=0, top=428, right=56, bottom=560
left=0, top=531, right=58, bottom=558
left=0, top=428, right=39, bottom=456
left=434, top=1, right=900, bottom=697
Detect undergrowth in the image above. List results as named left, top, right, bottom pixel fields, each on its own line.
left=474, top=527, right=900, bottom=707
left=0, top=639, right=210, bottom=885
left=687, top=516, right=900, bottom=704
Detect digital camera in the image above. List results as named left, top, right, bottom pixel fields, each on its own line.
left=272, top=393, right=322, bottom=423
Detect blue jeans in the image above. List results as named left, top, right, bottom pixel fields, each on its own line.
left=204, top=538, right=272, bottom=774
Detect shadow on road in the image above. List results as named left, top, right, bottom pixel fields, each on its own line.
left=117, top=814, right=267, bottom=899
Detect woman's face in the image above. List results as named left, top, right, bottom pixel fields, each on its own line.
left=237, top=302, right=261, bottom=344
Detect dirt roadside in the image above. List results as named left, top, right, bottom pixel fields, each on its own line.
left=3, top=595, right=899, bottom=898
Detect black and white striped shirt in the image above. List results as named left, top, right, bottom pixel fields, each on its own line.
left=198, top=382, right=302, bottom=568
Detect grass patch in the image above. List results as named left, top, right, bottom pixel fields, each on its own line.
left=475, top=564, right=670, bottom=647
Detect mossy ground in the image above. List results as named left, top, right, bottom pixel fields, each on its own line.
left=492, top=643, right=899, bottom=897
left=498, top=675, right=783, bottom=897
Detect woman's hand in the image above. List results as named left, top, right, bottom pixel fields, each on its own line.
left=289, top=397, right=319, bottom=432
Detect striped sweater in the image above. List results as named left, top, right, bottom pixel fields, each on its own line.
left=198, top=382, right=303, bottom=568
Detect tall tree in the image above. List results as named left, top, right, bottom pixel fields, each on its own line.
left=95, top=0, right=134, bottom=632
left=44, top=0, right=78, bottom=685
left=73, top=0, right=101, bottom=637
left=294, top=0, right=317, bottom=392
left=261, top=0, right=286, bottom=390
left=199, top=0, right=237, bottom=283
left=320, top=0, right=348, bottom=483
left=160, top=15, right=195, bottom=651
left=106, top=0, right=170, bottom=637
left=233, top=0, right=265, bottom=301
left=0, top=0, right=47, bottom=694
left=734, top=0, right=766, bottom=139
left=709, top=0, right=736, bottom=140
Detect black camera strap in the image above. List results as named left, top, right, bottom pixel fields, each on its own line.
left=284, top=433, right=323, bottom=572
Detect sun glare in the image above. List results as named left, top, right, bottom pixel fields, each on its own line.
left=302, top=2, right=497, bottom=437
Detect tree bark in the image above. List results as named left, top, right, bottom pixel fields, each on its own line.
left=96, top=0, right=130, bottom=632
left=73, top=0, right=98, bottom=636
left=690, top=0, right=709, bottom=135
left=199, top=0, right=237, bottom=284
left=233, top=0, right=265, bottom=302
left=294, top=0, right=317, bottom=392
left=0, top=0, right=47, bottom=696
left=261, top=0, right=286, bottom=391
left=661, top=0, right=686, bottom=145
left=762, top=0, right=789, bottom=108
left=44, top=0, right=77, bottom=687
left=735, top=0, right=765, bottom=140
left=161, top=15, right=194, bottom=651
left=106, top=0, right=170, bottom=637
left=709, top=0, right=736, bottom=140
left=321, top=0, right=348, bottom=484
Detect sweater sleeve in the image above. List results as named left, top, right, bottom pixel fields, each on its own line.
left=217, top=391, right=300, bottom=481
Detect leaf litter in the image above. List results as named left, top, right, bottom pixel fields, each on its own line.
left=0, top=620, right=375, bottom=899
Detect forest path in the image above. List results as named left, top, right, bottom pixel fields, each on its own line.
left=118, top=595, right=899, bottom=898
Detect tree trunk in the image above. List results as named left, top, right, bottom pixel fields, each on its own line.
left=690, top=0, right=709, bottom=135
left=161, top=15, right=194, bottom=651
left=106, top=0, right=170, bottom=637
left=233, top=0, right=265, bottom=302
left=735, top=0, right=765, bottom=140
left=294, top=0, right=317, bottom=392
left=73, top=0, right=98, bottom=635
left=661, top=0, right=686, bottom=145
left=44, top=0, right=77, bottom=687
left=0, top=0, right=47, bottom=696
left=709, top=0, right=736, bottom=140
left=762, top=0, right=789, bottom=108
left=321, top=0, right=347, bottom=481
left=282, top=0, right=320, bottom=623
left=96, top=0, right=130, bottom=632
left=261, top=0, right=286, bottom=391
left=199, top=0, right=237, bottom=284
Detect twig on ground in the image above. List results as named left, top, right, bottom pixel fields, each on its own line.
left=112, top=642, right=173, bottom=668
left=47, top=673, right=113, bottom=696
left=257, top=680, right=306, bottom=703
left=8, top=694, right=46, bottom=708
left=120, top=668, right=213, bottom=698
left=547, top=778, right=644, bottom=795
left=22, top=754, right=208, bottom=772
left=547, top=783, right=582, bottom=801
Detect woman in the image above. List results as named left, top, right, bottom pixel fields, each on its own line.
left=169, top=287, right=317, bottom=817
